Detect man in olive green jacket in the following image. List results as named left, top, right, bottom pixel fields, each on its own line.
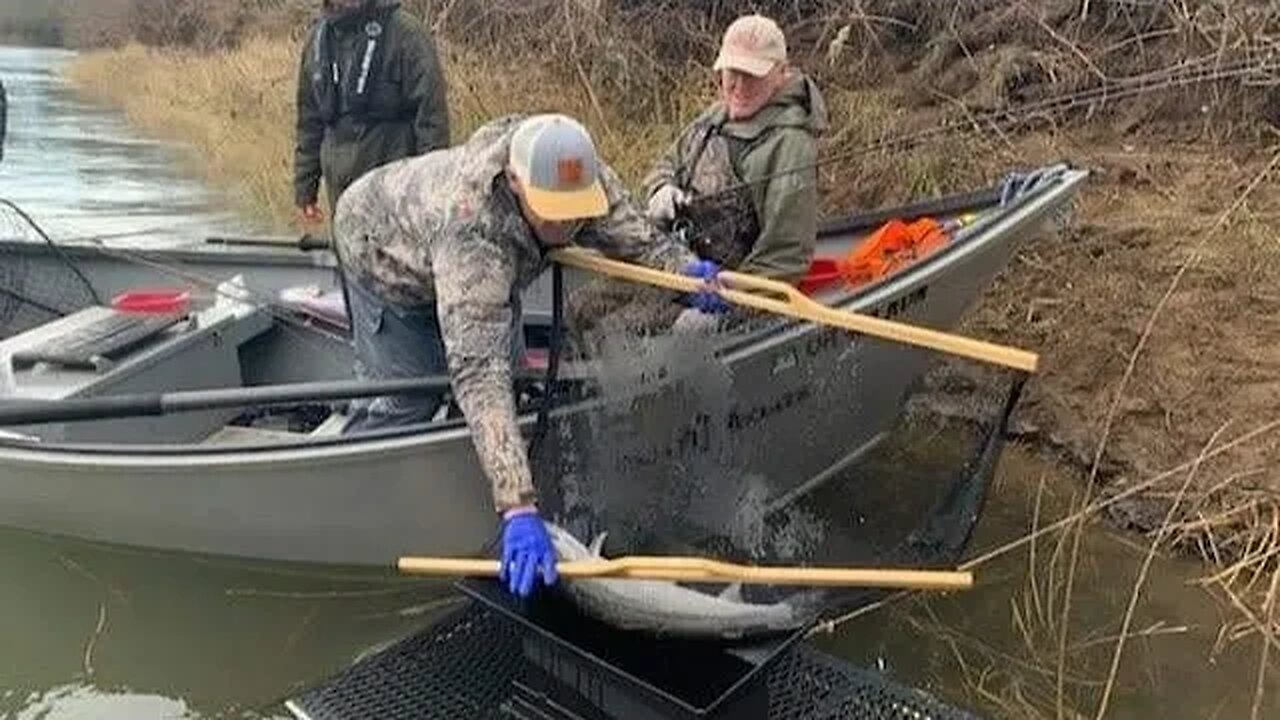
left=568, top=13, right=827, bottom=342
left=293, top=0, right=450, bottom=223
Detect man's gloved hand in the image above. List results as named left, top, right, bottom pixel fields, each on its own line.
left=681, top=259, right=729, bottom=314
left=647, top=184, right=688, bottom=224
left=499, top=507, right=558, bottom=598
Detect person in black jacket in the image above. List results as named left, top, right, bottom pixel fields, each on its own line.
left=293, top=0, right=450, bottom=224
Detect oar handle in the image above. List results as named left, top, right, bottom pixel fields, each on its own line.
left=396, top=556, right=973, bottom=591
left=718, top=270, right=1039, bottom=373
left=205, top=234, right=331, bottom=251
left=0, top=394, right=165, bottom=425
left=549, top=247, right=1038, bottom=373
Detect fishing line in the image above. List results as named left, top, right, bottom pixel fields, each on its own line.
left=0, top=202, right=354, bottom=359
left=80, top=239, right=353, bottom=350
left=681, top=53, right=1280, bottom=211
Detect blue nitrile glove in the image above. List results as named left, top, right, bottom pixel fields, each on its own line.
left=499, top=509, right=558, bottom=598
left=681, top=259, right=729, bottom=314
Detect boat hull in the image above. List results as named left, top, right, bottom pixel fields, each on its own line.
left=0, top=171, right=1086, bottom=565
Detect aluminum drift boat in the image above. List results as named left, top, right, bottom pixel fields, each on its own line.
left=0, top=167, right=1086, bottom=567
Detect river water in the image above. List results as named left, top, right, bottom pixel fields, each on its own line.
left=0, top=46, right=260, bottom=247
left=0, top=45, right=1274, bottom=720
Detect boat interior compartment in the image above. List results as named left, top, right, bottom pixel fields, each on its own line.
left=0, top=280, right=274, bottom=445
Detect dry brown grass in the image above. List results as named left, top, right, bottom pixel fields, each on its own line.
left=62, top=30, right=987, bottom=232
left=64, top=38, right=715, bottom=231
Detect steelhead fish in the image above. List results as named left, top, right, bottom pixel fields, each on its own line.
left=546, top=523, right=807, bottom=640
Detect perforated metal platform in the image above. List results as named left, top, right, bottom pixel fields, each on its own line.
left=285, top=596, right=983, bottom=720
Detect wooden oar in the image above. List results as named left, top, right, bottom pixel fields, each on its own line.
left=397, top=555, right=973, bottom=592
left=549, top=247, right=1038, bottom=373
left=205, top=234, right=331, bottom=251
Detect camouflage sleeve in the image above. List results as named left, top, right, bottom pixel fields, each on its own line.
left=433, top=228, right=535, bottom=512
left=641, top=130, right=685, bottom=201
left=581, top=163, right=697, bottom=273
left=642, top=113, right=712, bottom=200
left=293, top=28, right=325, bottom=208
left=737, top=129, right=818, bottom=283
left=400, top=15, right=450, bottom=153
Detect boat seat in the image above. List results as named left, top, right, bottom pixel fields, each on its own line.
left=0, top=282, right=276, bottom=444
left=10, top=309, right=188, bottom=372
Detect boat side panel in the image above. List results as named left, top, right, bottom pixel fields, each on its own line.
left=0, top=434, right=498, bottom=565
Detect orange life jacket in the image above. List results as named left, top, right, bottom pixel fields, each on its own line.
left=837, top=217, right=953, bottom=287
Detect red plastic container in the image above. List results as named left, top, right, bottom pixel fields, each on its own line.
left=111, top=289, right=192, bottom=315
left=798, top=258, right=842, bottom=295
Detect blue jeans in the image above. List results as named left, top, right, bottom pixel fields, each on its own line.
left=341, top=274, right=525, bottom=433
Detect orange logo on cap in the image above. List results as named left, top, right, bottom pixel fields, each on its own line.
left=557, top=158, right=584, bottom=186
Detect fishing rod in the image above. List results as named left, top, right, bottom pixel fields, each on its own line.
left=78, top=239, right=356, bottom=348
left=680, top=52, right=1280, bottom=209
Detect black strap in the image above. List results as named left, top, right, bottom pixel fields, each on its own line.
left=528, top=264, right=564, bottom=472
left=314, top=8, right=395, bottom=126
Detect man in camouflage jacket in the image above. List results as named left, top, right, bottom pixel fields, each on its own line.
left=568, top=14, right=827, bottom=339
left=333, top=114, right=717, bottom=597
left=293, top=0, right=449, bottom=223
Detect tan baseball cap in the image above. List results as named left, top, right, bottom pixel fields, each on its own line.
left=713, top=14, right=787, bottom=77
left=508, top=114, right=609, bottom=222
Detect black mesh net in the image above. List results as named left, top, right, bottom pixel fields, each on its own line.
left=532, top=304, right=1024, bottom=636
left=0, top=200, right=102, bottom=337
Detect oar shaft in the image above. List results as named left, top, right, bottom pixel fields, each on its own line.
left=549, top=247, right=1038, bottom=373
left=162, top=377, right=453, bottom=413
left=0, top=376, right=454, bottom=426
left=396, top=557, right=973, bottom=591
left=719, top=283, right=1039, bottom=373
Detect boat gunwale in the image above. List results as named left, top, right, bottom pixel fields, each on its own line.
left=0, top=235, right=339, bottom=269
left=0, top=170, right=1086, bottom=461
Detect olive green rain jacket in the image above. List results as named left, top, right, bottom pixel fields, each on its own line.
left=644, top=73, right=828, bottom=283
left=293, top=0, right=450, bottom=209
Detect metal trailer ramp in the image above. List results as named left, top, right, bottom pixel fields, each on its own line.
left=285, top=580, right=984, bottom=720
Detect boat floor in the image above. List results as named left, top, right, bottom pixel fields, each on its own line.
left=200, top=425, right=312, bottom=446
left=199, top=410, right=349, bottom=446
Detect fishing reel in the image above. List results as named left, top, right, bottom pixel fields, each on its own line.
left=669, top=197, right=755, bottom=269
